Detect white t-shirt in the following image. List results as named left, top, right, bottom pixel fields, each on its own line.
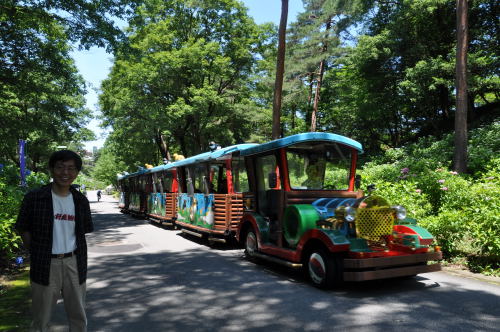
left=51, top=191, right=77, bottom=254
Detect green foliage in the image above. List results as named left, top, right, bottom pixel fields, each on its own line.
left=0, top=172, right=24, bottom=264
left=0, top=0, right=136, bottom=169
left=375, top=121, right=499, bottom=178
left=91, top=145, right=127, bottom=187
left=360, top=124, right=500, bottom=274
left=419, top=174, right=500, bottom=274
left=75, top=174, right=106, bottom=192
left=312, top=0, right=498, bottom=154
left=0, top=165, right=48, bottom=266
left=468, top=122, right=500, bottom=175
left=100, top=0, right=274, bottom=167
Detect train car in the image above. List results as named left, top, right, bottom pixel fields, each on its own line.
left=173, top=144, right=257, bottom=243
left=126, top=169, right=149, bottom=217
left=116, top=132, right=441, bottom=288
left=117, top=174, right=129, bottom=212
left=233, top=132, right=442, bottom=288
left=146, top=164, right=179, bottom=225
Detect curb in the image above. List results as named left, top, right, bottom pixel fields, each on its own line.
left=442, top=266, right=500, bottom=286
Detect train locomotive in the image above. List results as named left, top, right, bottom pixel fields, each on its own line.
left=117, top=132, right=442, bottom=288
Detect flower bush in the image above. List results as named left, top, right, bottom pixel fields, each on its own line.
left=359, top=122, right=500, bottom=275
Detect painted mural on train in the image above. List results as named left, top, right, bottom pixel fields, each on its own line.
left=177, top=193, right=215, bottom=228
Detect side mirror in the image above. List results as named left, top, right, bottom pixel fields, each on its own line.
left=268, top=172, right=277, bottom=189
left=355, top=175, right=361, bottom=189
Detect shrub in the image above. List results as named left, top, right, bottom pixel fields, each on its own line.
left=0, top=171, right=24, bottom=265
left=415, top=168, right=471, bottom=213
left=357, top=176, right=433, bottom=220
left=359, top=122, right=500, bottom=274
left=0, top=165, right=48, bottom=266
left=468, top=122, right=500, bottom=175
left=419, top=211, right=466, bottom=255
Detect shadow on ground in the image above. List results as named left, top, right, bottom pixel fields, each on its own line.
left=79, top=250, right=499, bottom=332
left=49, top=201, right=499, bottom=332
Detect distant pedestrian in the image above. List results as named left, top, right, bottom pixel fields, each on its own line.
left=97, top=189, right=102, bottom=202
left=15, top=149, right=93, bottom=332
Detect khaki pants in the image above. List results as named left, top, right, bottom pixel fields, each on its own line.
left=30, top=255, right=87, bottom=332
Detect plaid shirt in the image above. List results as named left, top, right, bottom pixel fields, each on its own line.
left=16, top=184, right=93, bottom=286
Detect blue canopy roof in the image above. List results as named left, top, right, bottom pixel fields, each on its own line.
left=117, top=144, right=257, bottom=178
left=210, top=143, right=258, bottom=160
left=117, top=134, right=361, bottom=179
left=117, top=168, right=147, bottom=180
left=169, top=151, right=212, bottom=168
left=145, top=161, right=182, bottom=174
left=170, top=143, right=258, bottom=168
left=239, top=132, right=363, bottom=156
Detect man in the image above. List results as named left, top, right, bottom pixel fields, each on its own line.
left=96, top=189, right=101, bottom=202
left=16, top=150, right=93, bottom=332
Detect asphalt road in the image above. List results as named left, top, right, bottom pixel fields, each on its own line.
left=51, top=191, right=500, bottom=331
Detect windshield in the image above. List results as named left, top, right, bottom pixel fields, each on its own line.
left=287, top=142, right=352, bottom=190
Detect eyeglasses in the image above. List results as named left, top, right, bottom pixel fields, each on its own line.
left=53, top=165, right=78, bottom=173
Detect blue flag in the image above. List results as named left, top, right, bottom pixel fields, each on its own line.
left=19, top=139, right=26, bottom=186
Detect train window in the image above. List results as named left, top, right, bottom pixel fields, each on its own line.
left=160, top=171, right=173, bottom=193
left=232, top=157, right=249, bottom=193
left=255, top=154, right=279, bottom=215
left=287, top=142, right=351, bottom=190
left=177, top=169, right=185, bottom=193
left=152, top=173, right=162, bottom=193
left=207, top=164, right=228, bottom=194
left=134, top=178, right=138, bottom=192
left=139, top=176, right=147, bottom=191
left=256, top=154, right=279, bottom=190
left=145, top=174, right=153, bottom=193
left=187, top=163, right=209, bottom=194
left=185, top=168, right=194, bottom=195
left=208, top=165, right=219, bottom=193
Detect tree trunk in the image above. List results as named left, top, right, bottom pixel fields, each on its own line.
left=154, top=129, right=170, bottom=161
left=310, top=59, right=325, bottom=132
left=272, top=0, right=288, bottom=140
left=453, top=0, right=468, bottom=173
left=305, top=73, right=314, bottom=125
left=310, top=20, right=331, bottom=132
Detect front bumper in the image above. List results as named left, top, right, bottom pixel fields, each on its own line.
left=343, top=251, right=442, bottom=281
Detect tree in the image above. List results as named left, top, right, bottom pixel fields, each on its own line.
left=0, top=13, right=91, bottom=170
left=92, top=144, right=127, bottom=186
left=271, top=0, right=288, bottom=139
left=0, top=0, right=136, bottom=170
left=316, top=0, right=498, bottom=154
left=453, top=0, right=468, bottom=173
left=281, top=0, right=372, bottom=135
left=100, top=0, right=274, bottom=165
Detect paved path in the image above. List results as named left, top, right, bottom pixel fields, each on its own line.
left=50, top=192, right=500, bottom=331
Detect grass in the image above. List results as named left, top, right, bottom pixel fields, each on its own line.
left=0, top=268, right=31, bottom=332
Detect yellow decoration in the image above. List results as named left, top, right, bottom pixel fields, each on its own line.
left=356, top=207, right=394, bottom=241
left=173, top=153, right=185, bottom=161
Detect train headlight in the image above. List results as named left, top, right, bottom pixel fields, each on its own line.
left=345, top=206, right=356, bottom=222
left=392, top=205, right=407, bottom=220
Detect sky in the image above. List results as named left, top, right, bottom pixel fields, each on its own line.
left=76, top=0, right=305, bottom=151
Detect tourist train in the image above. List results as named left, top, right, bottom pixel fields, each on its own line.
left=117, top=132, right=442, bottom=288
